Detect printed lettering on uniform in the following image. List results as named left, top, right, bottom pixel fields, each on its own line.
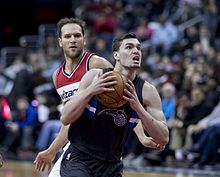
left=127, top=112, right=140, bottom=129
left=57, top=82, right=80, bottom=103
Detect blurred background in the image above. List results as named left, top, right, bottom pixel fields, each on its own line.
left=0, top=0, right=220, bottom=176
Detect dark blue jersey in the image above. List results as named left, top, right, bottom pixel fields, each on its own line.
left=68, top=68, right=145, bottom=162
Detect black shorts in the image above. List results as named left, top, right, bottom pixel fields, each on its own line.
left=60, top=145, right=123, bottom=177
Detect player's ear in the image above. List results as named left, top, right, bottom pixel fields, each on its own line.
left=58, top=38, right=62, bottom=47
left=113, top=51, right=119, bottom=61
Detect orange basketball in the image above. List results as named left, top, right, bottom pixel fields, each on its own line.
left=96, top=71, right=128, bottom=108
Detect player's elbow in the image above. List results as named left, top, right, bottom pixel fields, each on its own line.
left=161, top=131, right=169, bottom=146
left=162, top=135, right=169, bottom=147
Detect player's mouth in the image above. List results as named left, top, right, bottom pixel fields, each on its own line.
left=132, top=56, right=140, bottom=62
left=69, top=46, right=77, bottom=49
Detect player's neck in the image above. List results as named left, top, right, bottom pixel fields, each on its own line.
left=64, top=55, right=82, bottom=74
left=114, top=68, right=136, bottom=81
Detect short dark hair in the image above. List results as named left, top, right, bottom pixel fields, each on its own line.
left=112, top=32, right=137, bottom=52
left=57, top=17, right=86, bottom=38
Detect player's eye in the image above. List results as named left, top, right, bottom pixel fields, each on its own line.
left=74, top=33, right=82, bottom=38
left=64, top=34, right=71, bottom=38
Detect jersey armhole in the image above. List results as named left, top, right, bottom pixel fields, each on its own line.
left=52, top=69, right=59, bottom=89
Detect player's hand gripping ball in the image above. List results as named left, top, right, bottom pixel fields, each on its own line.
left=96, top=71, right=127, bottom=108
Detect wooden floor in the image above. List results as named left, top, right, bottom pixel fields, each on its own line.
left=0, top=160, right=214, bottom=177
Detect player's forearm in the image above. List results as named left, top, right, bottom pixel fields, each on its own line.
left=133, top=121, right=146, bottom=143
left=61, top=89, right=94, bottom=125
left=47, top=125, right=68, bottom=154
left=136, top=106, right=169, bottom=146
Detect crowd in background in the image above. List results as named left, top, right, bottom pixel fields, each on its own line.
left=0, top=0, right=220, bottom=168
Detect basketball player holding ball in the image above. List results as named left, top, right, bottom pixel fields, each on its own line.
left=60, top=32, right=169, bottom=177
left=34, top=18, right=165, bottom=176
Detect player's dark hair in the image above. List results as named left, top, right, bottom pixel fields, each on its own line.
left=112, top=32, right=137, bottom=52
left=57, top=17, right=85, bottom=38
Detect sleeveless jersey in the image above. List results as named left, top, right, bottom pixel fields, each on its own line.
left=55, top=52, right=94, bottom=103
left=68, top=68, right=145, bottom=162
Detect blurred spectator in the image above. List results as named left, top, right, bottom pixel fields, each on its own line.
left=4, top=55, right=32, bottom=110
left=93, top=38, right=111, bottom=59
left=134, top=17, right=153, bottom=43
left=161, top=82, right=176, bottom=124
left=150, top=14, right=179, bottom=54
left=188, top=124, right=220, bottom=166
left=0, top=96, right=38, bottom=154
left=0, top=95, right=11, bottom=143
left=35, top=97, right=61, bottom=151
left=183, top=26, right=200, bottom=50
left=169, top=95, right=190, bottom=160
left=183, top=88, right=213, bottom=131
left=186, top=97, right=220, bottom=154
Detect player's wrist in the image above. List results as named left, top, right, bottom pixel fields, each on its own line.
left=47, top=147, right=58, bottom=156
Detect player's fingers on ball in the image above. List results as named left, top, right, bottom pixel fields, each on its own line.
left=125, top=83, right=134, bottom=92
left=104, top=88, right=115, bottom=92
left=107, top=76, right=117, bottom=83
left=122, top=95, right=129, bottom=101
left=101, top=71, right=113, bottom=78
left=127, top=80, right=135, bottom=88
left=101, top=76, right=116, bottom=84
left=124, top=89, right=134, bottom=98
left=105, top=80, right=117, bottom=86
left=100, top=82, right=115, bottom=90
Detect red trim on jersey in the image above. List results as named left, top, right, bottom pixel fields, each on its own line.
left=55, top=52, right=94, bottom=89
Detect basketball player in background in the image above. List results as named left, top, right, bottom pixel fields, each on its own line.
left=60, top=32, right=169, bottom=177
left=34, top=18, right=165, bottom=176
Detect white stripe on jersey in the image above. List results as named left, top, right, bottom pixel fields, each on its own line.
left=86, top=104, right=96, bottom=113
left=57, top=82, right=80, bottom=103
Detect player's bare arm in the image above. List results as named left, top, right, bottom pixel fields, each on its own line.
left=123, top=80, right=169, bottom=146
left=34, top=70, right=69, bottom=172
left=61, top=69, right=117, bottom=125
left=34, top=125, right=69, bottom=171
left=134, top=121, right=165, bottom=151
left=89, top=55, right=113, bottom=69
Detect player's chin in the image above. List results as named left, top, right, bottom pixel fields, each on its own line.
left=130, top=64, right=140, bottom=69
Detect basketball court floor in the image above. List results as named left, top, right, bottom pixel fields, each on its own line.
left=1, top=160, right=220, bottom=177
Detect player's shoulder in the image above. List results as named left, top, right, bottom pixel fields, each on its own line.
left=86, top=68, right=103, bottom=75
left=81, top=68, right=103, bottom=83
left=52, top=67, right=60, bottom=79
left=143, top=80, right=158, bottom=93
left=143, top=80, right=154, bottom=89
left=89, top=55, right=113, bottom=69
left=52, top=67, right=61, bottom=87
